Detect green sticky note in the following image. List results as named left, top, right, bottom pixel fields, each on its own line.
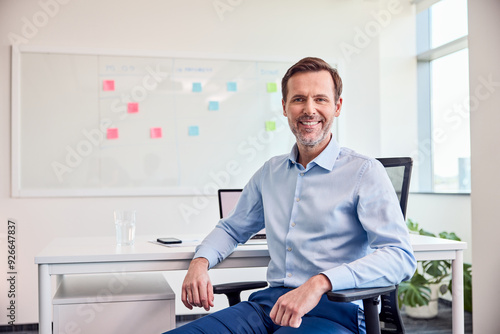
left=267, top=82, right=277, bottom=93
left=265, top=121, right=276, bottom=132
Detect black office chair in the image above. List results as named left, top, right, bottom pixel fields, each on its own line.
left=213, top=157, right=413, bottom=334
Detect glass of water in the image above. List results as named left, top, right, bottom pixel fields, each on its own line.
left=114, top=210, right=136, bottom=246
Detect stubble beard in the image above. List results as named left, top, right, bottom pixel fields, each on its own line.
left=290, top=117, right=333, bottom=148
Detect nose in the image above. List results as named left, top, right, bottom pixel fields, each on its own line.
left=303, top=98, right=316, bottom=116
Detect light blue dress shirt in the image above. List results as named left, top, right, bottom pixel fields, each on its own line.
left=195, top=137, right=416, bottom=294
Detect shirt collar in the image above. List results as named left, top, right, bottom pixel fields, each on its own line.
left=287, top=135, right=340, bottom=171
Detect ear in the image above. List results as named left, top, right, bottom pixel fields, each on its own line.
left=282, top=99, right=287, bottom=117
left=334, top=97, right=343, bottom=117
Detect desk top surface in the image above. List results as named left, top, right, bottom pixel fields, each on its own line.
left=35, top=234, right=466, bottom=265
left=34, top=235, right=268, bottom=264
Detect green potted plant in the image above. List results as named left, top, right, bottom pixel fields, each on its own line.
left=398, top=219, right=472, bottom=318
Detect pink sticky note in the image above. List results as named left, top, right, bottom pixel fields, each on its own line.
left=107, top=128, right=119, bottom=139
left=103, top=80, right=115, bottom=91
left=150, top=127, right=162, bottom=139
left=127, top=102, right=139, bottom=113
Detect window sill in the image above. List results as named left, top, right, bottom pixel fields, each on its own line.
left=410, top=191, right=470, bottom=196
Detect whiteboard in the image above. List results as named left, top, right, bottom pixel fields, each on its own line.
left=12, top=46, right=299, bottom=197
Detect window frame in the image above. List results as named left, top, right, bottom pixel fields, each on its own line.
left=415, top=1, right=470, bottom=194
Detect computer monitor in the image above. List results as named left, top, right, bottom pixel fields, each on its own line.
left=217, top=189, right=266, bottom=241
left=218, top=189, right=243, bottom=219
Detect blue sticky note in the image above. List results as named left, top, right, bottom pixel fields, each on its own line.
left=192, top=82, right=202, bottom=92
left=188, top=126, right=199, bottom=136
left=208, top=101, right=219, bottom=111
left=227, top=82, right=237, bottom=92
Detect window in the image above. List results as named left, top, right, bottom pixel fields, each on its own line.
left=416, top=0, right=470, bottom=193
left=429, top=0, right=468, bottom=49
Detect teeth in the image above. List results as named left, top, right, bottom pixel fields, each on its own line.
left=301, top=121, right=319, bottom=125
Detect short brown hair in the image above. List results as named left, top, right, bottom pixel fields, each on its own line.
left=281, top=57, right=343, bottom=102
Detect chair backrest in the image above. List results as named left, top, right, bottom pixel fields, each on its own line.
left=376, top=158, right=413, bottom=219
left=375, top=157, right=413, bottom=334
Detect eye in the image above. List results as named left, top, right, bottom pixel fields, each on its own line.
left=292, top=97, right=304, bottom=102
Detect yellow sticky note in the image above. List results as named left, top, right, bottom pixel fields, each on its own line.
left=267, top=82, right=277, bottom=93
left=265, top=121, right=276, bottom=132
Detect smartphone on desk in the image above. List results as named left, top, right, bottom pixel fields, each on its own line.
left=157, top=237, right=182, bottom=244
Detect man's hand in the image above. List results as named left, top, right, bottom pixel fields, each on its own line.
left=181, top=257, right=215, bottom=311
left=269, top=274, right=332, bottom=328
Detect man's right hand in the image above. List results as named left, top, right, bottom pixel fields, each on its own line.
left=181, top=257, right=215, bottom=311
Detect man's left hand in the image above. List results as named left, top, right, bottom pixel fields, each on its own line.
left=269, top=274, right=333, bottom=328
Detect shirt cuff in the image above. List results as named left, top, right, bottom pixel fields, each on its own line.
left=321, top=264, right=356, bottom=291
left=193, top=247, right=221, bottom=270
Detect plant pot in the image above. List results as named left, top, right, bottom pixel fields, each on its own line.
left=405, top=283, right=440, bottom=319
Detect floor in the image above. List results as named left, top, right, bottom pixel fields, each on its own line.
left=0, top=301, right=472, bottom=333
left=401, top=301, right=473, bottom=334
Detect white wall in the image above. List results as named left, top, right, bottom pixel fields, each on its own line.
left=379, top=0, right=418, bottom=159
left=468, top=0, right=500, bottom=332
left=407, top=193, right=472, bottom=263
left=0, top=0, right=473, bottom=326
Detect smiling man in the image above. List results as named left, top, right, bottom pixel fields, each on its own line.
left=282, top=67, right=341, bottom=167
left=165, top=57, right=416, bottom=334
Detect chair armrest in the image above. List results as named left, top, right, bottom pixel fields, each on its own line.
left=328, top=286, right=398, bottom=334
left=213, top=281, right=268, bottom=306
left=213, top=281, right=268, bottom=294
left=326, top=285, right=396, bottom=303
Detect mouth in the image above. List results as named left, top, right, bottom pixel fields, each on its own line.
left=300, top=121, right=320, bottom=126
left=298, top=118, right=323, bottom=130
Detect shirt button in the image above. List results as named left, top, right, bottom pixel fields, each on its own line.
left=287, top=247, right=292, bottom=252
left=300, top=173, right=304, bottom=176
left=287, top=273, right=292, bottom=277
left=291, top=222, right=296, bottom=227
left=296, top=198, right=300, bottom=202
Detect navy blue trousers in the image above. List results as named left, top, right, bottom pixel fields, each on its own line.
left=166, top=287, right=364, bottom=333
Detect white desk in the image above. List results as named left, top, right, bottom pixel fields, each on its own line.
left=35, top=234, right=466, bottom=334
